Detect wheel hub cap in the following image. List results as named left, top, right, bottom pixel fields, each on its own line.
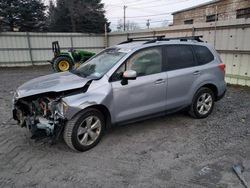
left=58, top=60, right=70, bottom=71
left=77, top=116, right=101, bottom=146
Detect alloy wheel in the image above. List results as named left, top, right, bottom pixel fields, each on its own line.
left=196, top=93, right=213, bottom=115
left=77, top=116, right=102, bottom=146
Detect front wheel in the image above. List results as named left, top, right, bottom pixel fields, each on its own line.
left=189, top=87, right=215, bottom=118
left=63, top=109, right=105, bottom=152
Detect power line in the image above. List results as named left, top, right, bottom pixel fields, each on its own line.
left=108, top=12, right=172, bottom=19
left=104, top=0, right=189, bottom=15
left=124, top=0, right=165, bottom=6
left=107, top=0, right=244, bottom=20
left=106, top=0, right=243, bottom=18
left=104, top=0, right=163, bottom=7
left=106, top=1, right=214, bottom=19
left=105, top=0, right=189, bottom=12
left=109, top=8, right=245, bottom=27
left=129, top=0, right=189, bottom=9
left=125, top=0, right=145, bottom=4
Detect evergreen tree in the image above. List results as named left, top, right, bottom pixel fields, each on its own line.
left=46, top=0, right=56, bottom=31
left=0, top=0, right=46, bottom=32
left=47, top=0, right=72, bottom=32
left=47, top=0, right=110, bottom=33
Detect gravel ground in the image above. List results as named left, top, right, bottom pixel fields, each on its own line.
left=0, top=66, right=250, bottom=188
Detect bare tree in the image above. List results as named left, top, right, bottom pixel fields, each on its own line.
left=126, top=21, right=140, bottom=31
left=116, top=19, right=140, bottom=31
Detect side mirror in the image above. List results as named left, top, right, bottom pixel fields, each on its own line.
left=121, top=70, right=137, bottom=85
left=123, top=70, right=137, bottom=80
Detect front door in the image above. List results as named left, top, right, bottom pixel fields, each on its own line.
left=110, top=47, right=167, bottom=123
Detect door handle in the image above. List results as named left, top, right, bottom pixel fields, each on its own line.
left=154, top=79, right=165, bottom=84
left=193, top=70, right=201, bottom=75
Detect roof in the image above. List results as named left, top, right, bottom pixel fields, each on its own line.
left=116, top=41, right=146, bottom=50
left=172, top=0, right=220, bottom=15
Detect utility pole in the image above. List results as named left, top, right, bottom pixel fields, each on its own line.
left=123, top=5, right=127, bottom=31
left=146, top=19, right=150, bottom=29
left=104, top=23, right=108, bottom=48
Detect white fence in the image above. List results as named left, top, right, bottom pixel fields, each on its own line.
left=0, top=18, right=250, bottom=86
left=0, top=32, right=105, bottom=66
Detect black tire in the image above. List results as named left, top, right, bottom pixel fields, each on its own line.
left=53, top=56, right=73, bottom=72
left=63, top=108, right=105, bottom=152
left=189, top=87, right=215, bottom=119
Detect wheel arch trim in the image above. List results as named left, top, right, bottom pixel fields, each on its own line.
left=189, top=81, right=219, bottom=104
left=66, top=103, right=112, bottom=129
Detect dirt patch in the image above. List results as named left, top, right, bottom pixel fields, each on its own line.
left=0, top=66, right=249, bottom=187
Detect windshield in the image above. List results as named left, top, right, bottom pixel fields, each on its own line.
left=73, top=48, right=127, bottom=79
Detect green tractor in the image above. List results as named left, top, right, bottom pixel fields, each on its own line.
left=49, top=41, right=96, bottom=72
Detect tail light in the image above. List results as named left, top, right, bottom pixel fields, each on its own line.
left=218, top=63, right=226, bottom=73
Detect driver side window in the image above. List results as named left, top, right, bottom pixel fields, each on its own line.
left=111, top=47, right=162, bottom=81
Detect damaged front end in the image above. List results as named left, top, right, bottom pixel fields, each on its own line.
left=12, top=70, right=93, bottom=142
left=13, top=93, right=68, bottom=141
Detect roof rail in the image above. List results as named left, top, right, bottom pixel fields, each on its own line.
left=163, top=35, right=203, bottom=42
left=119, top=35, right=165, bottom=44
left=144, top=35, right=203, bottom=44
left=118, top=35, right=203, bottom=45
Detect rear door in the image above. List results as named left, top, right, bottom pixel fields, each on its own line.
left=164, top=44, right=199, bottom=109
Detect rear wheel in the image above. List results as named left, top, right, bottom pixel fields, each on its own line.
left=53, top=56, right=73, bottom=72
left=189, top=87, right=215, bottom=118
left=63, top=108, right=105, bottom=152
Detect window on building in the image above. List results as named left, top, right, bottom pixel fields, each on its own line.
left=184, top=19, right=193, bottom=24
left=206, top=14, right=218, bottom=22
left=166, top=45, right=196, bottom=71
left=236, top=7, right=250, bottom=19
left=193, top=45, right=214, bottom=65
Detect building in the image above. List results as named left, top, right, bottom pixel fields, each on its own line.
left=172, top=0, right=250, bottom=26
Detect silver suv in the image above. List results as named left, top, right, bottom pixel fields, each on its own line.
left=13, top=36, right=226, bottom=151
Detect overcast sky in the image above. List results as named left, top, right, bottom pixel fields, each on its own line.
left=44, top=0, right=213, bottom=30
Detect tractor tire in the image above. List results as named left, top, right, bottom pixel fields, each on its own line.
left=53, top=56, right=73, bottom=72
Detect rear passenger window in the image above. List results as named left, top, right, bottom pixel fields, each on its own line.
left=193, top=45, right=214, bottom=65
left=166, top=45, right=196, bottom=71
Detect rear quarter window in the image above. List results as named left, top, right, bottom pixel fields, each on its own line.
left=193, top=45, right=214, bottom=65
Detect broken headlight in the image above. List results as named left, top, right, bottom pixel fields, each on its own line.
left=56, top=101, right=68, bottom=116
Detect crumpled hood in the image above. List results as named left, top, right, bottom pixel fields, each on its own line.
left=16, top=71, right=90, bottom=99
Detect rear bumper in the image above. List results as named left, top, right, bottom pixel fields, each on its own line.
left=216, top=88, right=226, bottom=101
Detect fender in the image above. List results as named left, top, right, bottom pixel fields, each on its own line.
left=62, top=80, right=113, bottom=121
left=63, top=101, right=98, bottom=120
left=188, top=79, right=219, bottom=104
